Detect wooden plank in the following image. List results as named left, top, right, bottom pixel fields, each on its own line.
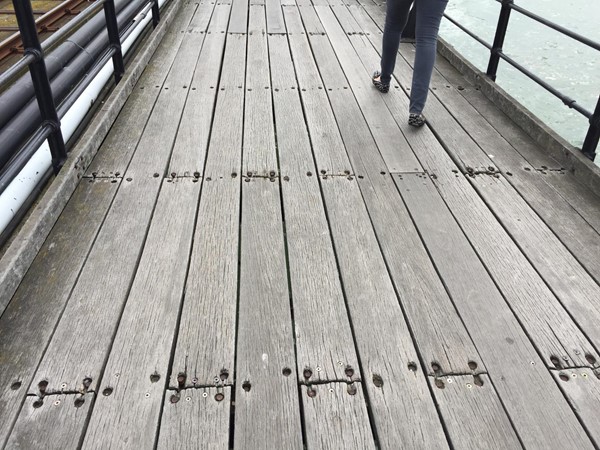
left=320, top=178, right=449, bottom=449
left=203, top=34, right=246, bottom=178
left=29, top=176, right=162, bottom=395
left=314, top=5, right=421, bottom=172
left=157, top=387, right=230, bottom=449
left=270, top=33, right=446, bottom=447
left=85, top=1, right=198, bottom=176
left=234, top=180, right=303, bottom=449
left=0, top=180, right=117, bottom=446
left=395, top=173, right=595, bottom=448
left=243, top=5, right=277, bottom=176
left=301, top=383, right=376, bottom=449
left=169, top=4, right=231, bottom=176
left=81, top=179, right=200, bottom=449
left=428, top=375, right=521, bottom=450
left=552, top=369, right=600, bottom=446
left=471, top=174, right=600, bottom=349
left=169, top=31, right=246, bottom=387
left=126, top=11, right=210, bottom=179
left=284, top=10, right=353, bottom=174
left=229, top=0, right=248, bottom=33
left=345, top=8, right=600, bottom=368
left=265, top=0, right=285, bottom=33
left=169, top=179, right=239, bottom=388
left=6, top=393, right=93, bottom=450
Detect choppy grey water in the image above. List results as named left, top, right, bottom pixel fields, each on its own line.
left=438, top=0, right=599, bottom=162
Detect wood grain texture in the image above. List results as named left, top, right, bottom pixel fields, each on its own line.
left=234, top=179, right=303, bottom=449
left=346, top=11, right=599, bottom=369
left=169, top=4, right=231, bottom=176
left=243, top=5, right=277, bottom=176
left=85, top=1, right=197, bottom=176
left=203, top=34, right=246, bottom=178
left=157, top=387, right=230, bottom=449
left=30, top=177, right=162, bottom=395
left=6, top=393, right=93, bottom=450
left=169, top=179, right=239, bottom=388
left=396, top=173, right=595, bottom=449
left=472, top=175, right=600, bottom=349
left=81, top=179, right=200, bottom=450
left=552, top=369, right=600, bottom=447
left=301, top=383, right=376, bottom=449
left=0, top=180, right=117, bottom=447
left=321, top=177, right=448, bottom=449
left=428, top=375, right=521, bottom=450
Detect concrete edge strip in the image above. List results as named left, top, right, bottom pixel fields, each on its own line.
left=436, top=37, right=600, bottom=197
left=0, top=0, right=183, bottom=313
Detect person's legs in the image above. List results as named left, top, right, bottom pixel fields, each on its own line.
left=409, top=0, right=448, bottom=114
left=379, top=0, right=414, bottom=84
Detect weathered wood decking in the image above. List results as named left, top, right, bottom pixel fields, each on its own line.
left=1, top=0, right=600, bottom=448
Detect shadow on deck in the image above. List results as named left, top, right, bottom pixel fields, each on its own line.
left=1, top=0, right=600, bottom=448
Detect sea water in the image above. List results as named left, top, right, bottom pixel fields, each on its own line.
left=438, top=0, right=599, bottom=161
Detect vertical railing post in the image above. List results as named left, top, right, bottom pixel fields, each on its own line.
left=152, top=0, right=161, bottom=28
left=103, top=0, right=125, bottom=84
left=13, top=0, right=66, bottom=174
left=486, top=0, right=513, bottom=81
left=582, top=95, right=600, bottom=161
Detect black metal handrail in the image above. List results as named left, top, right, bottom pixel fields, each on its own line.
left=0, top=0, right=161, bottom=178
left=444, top=0, right=600, bottom=161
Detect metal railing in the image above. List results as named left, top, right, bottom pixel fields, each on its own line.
left=0, top=0, right=161, bottom=178
left=443, top=0, right=600, bottom=161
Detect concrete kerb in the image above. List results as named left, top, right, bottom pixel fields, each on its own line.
left=437, top=37, right=600, bottom=197
left=0, top=0, right=183, bottom=314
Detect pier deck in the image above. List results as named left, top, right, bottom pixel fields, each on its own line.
left=1, top=0, right=600, bottom=448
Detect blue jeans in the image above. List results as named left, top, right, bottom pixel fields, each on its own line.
left=380, top=0, right=448, bottom=114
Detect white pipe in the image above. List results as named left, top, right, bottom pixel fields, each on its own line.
left=0, top=0, right=168, bottom=234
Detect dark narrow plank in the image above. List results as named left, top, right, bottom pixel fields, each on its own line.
left=314, top=5, right=421, bottom=173
left=552, top=369, right=600, bottom=446
left=169, top=31, right=247, bottom=387
left=396, top=172, right=595, bottom=449
left=301, top=383, right=376, bottom=449
left=234, top=180, right=303, bottom=449
left=270, top=32, right=447, bottom=448
left=345, top=4, right=599, bottom=369
left=244, top=5, right=277, bottom=176
left=6, top=393, right=93, bottom=450
left=294, top=6, right=482, bottom=374
left=229, top=0, right=249, bottom=33
left=85, top=2, right=198, bottom=176
left=81, top=179, right=200, bottom=449
left=0, top=180, right=117, bottom=447
left=320, top=178, right=450, bottom=449
left=169, top=3, right=231, bottom=176
left=158, top=387, right=231, bottom=449
left=427, top=375, right=521, bottom=449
